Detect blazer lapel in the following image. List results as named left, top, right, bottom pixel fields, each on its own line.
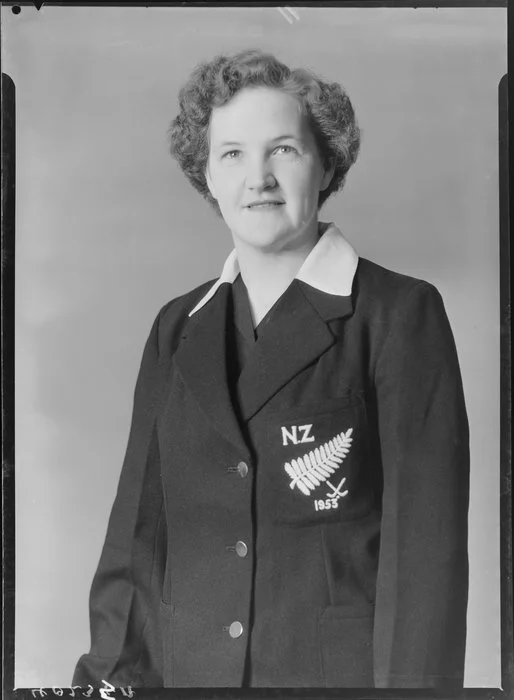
left=173, top=284, right=248, bottom=455
left=236, top=281, right=353, bottom=422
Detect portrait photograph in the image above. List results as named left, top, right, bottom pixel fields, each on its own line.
left=1, top=2, right=509, bottom=694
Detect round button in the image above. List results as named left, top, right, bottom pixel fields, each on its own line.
left=235, top=541, right=248, bottom=558
left=229, top=621, right=244, bottom=638
left=237, top=461, right=249, bottom=478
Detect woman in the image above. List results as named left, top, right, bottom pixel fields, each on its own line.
left=73, top=49, right=469, bottom=689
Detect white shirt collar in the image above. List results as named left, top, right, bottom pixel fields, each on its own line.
left=188, top=221, right=359, bottom=317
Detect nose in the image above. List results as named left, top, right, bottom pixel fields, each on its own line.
left=245, top=155, right=277, bottom=191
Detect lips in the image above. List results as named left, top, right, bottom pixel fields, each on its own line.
left=245, top=201, right=284, bottom=209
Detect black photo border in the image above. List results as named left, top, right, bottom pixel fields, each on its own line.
left=1, top=2, right=511, bottom=699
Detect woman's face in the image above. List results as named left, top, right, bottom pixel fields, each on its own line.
left=205, top=86, right=334, bottom=254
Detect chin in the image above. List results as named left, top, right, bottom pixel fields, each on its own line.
left=245, top=214, right=293, bottom=235
left=236, top=224, right=294, bottom=252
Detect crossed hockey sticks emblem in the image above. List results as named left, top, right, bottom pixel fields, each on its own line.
left=325, top=477, right=349, bottom=500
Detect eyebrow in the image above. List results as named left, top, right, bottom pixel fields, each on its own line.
left=271, top=134, right=301, bottom=142
left=216, top=135, right=302, bottom=149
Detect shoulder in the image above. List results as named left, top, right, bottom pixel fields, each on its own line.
left=146, top=278, right=217, bottom=358
left=352, top=258, right=453, bottom=358
left=158, top=278, right=216, bottom=325
left=355, top=257, right=438, bottom=301
left=354, top=261, right=465, bottom=388
left=354, top=257, right=445, bottom=319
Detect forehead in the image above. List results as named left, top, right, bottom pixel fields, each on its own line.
left=208, top=87, right=309, bottom=144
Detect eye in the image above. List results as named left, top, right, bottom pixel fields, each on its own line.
left=222, top=149, right=241, bottom=160
left=274, top=145, right=297, bottom=155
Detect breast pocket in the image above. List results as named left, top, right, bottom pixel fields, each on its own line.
left=262, top=394, right=374, bottom=526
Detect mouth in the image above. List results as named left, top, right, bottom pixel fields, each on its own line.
left=245, top=201, right=284, bottom=209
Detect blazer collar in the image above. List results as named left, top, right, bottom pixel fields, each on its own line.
left=187, top=221, right=359, bottom=317
left=173, top=221, right=359, bottom=447
left=174, top=277, right=348, bottom=444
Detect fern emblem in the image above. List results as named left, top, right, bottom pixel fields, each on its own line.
left=284, top=428, right=353, bottom=496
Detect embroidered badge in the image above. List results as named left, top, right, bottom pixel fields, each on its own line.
left=283, top=429, right=353, bottom=511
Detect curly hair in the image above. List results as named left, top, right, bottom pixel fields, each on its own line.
left=168, top=49, right=361, bottom=211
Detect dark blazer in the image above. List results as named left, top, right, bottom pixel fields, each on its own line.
left=73, top=257, right=469, bottom=689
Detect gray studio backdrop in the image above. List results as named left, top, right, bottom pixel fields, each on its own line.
left=3, top=5, right=506, bottom=688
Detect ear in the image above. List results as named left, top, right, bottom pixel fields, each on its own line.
left=205, top=162, right=217, bottom=200
left=320, top=160, right=336, bottom=192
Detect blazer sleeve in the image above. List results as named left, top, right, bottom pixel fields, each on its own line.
left=372, top=282, right=470, bottom=689
left=72, top=312, right=167, bottom=687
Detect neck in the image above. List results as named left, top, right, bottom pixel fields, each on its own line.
left=234, top=225, right=320, bottom=327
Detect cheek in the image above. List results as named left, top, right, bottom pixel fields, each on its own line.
left=212, top=171, right=243, bottom=204
left=283, top=165, right=322, bottom=199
